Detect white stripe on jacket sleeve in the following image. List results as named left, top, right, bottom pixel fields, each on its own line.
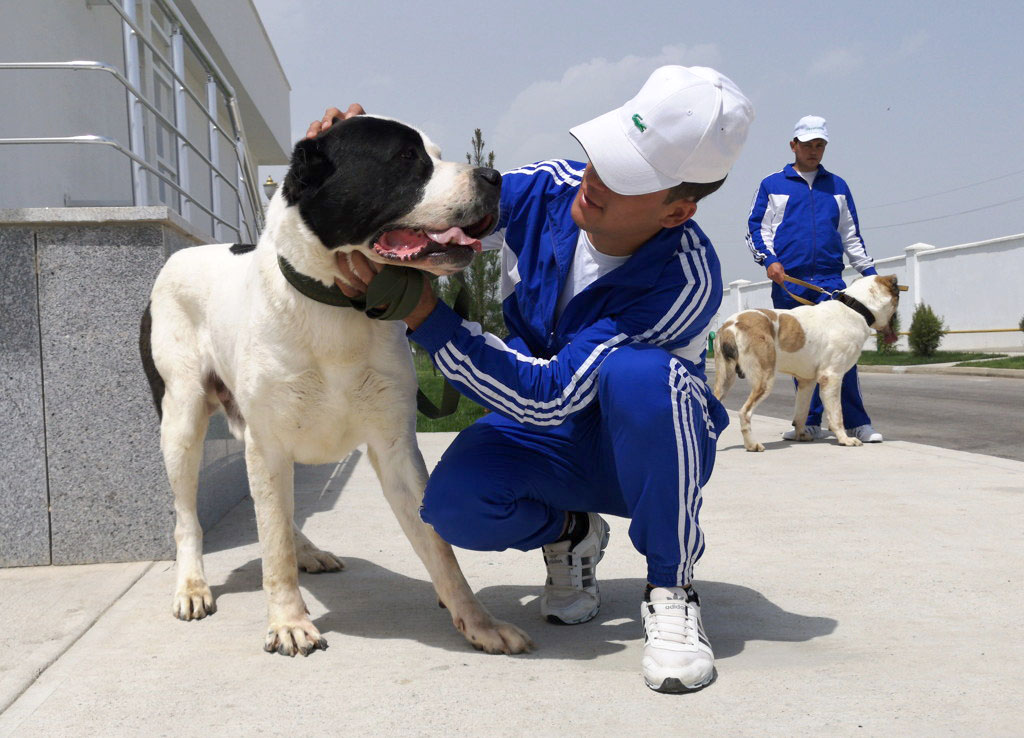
left=430, top=234, right=717, bottom=426
left=834, top=194, right=874, bottom=273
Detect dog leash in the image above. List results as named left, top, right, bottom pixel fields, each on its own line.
left=780, top=275, right=830, bottom=306
left=782, top=274, right=909, bottom=327
left=780, top=275, right=878, bottom=327
left=277, top=254, right=466, bottom=418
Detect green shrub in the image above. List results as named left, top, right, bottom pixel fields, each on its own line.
left=875, top=312, right=901, bottom=354
left=908, top=303, right=945, bottom=356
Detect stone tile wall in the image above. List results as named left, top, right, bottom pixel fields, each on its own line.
left=0, top=209, right=248, bottom=566
left=0, top=228, right=50, bottom=566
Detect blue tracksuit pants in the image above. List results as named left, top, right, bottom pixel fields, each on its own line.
left=419, top=343, right=729, bottom=588
left=771, top=277, right=872, bottom=429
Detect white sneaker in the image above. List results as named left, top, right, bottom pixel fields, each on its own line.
left=540, top=513, right=610, bottom=625
left=641, top=586, right=716, bottom=693
left=782, top=425, right=829, bottom=441
left=849, top=424, right=883, bottom=443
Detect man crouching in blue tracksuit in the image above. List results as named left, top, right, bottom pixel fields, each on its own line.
left=319, top=66, right=754, bottom=693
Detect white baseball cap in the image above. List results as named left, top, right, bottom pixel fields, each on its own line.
left=568, top=65, right=754, bottom=195
left=793, top=115, right=829, bottom=142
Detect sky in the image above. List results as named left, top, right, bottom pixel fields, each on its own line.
left=252, top=0, right=1024, bottom=283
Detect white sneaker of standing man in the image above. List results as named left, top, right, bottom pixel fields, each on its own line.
left=781, top=425, right=830, bottom=441
left=849, top=424, right=883, bottom=442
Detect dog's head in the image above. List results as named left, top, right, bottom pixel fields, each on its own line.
left=848, top=274, right=904, bottom=340
left=280, top=115, right=499, bottom=276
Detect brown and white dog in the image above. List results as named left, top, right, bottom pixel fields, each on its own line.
left=140, top=116, right=532, bottom=656
left=712, top=275, right=901, bottom=451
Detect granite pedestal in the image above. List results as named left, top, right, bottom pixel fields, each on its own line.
left=0, top=208, right=249, bottom=566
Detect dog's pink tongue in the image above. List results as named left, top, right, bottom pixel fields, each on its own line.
left=376, top=228, right=429, bottom=258
left=427, top=227, right=483, bottom=252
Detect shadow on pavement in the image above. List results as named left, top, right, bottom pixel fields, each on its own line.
left=718, top=439, right=797, bottom=453
left=201, top=453, right=360, bottom=554
left=212, top=557, right=837, bottom=661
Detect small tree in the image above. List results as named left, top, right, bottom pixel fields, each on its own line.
left=466, top=128, right=496, bottom=169
left=908, top=303, right=945, bottom=356
left=875, top=312, right=901, bottom=354
left=438, top=129, right=504, bottom=336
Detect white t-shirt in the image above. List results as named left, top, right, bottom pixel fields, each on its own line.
left=555, top=230, right=631, bottom=320
left=798, top=168, right=818, bottom=187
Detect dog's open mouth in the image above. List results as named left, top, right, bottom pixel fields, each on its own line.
left=372, top=214, right=494, bottom=262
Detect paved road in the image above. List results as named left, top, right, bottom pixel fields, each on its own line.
left=713, top=370, right=1024, bottom=462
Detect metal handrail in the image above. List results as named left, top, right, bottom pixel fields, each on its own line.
left=0, top=62, right=243, bottom=200
left=104, top=2, right=236, bottom=147
left=0, top=0, right=267, bottom=243
left=113, top=0, right=267, bottom=230
left=0, top=59, right=264, bottom=238
left=131, top=0, right=266, bottom=240
left=0, top=136, right=242, bottom=235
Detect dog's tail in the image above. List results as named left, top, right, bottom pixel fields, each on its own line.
left=139, top=301, right=165, bottom=419
left=713, top=326, right=744, bottom=400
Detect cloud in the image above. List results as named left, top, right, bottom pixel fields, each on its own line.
left=807, top=47, right=864, bottom=78
left=492, top=44, right=721, bottom=169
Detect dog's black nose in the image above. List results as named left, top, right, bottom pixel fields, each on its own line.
left=474, top=167, right=501, bottom=188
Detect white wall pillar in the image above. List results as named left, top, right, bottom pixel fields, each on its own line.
left=729, top=279, right=751, bottom=314
left=904, top=243, right=935, bottom=306
left=122, top=0, right=148, bottom=206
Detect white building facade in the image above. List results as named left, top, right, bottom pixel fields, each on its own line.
left=0, top=0, right=290, bottom=242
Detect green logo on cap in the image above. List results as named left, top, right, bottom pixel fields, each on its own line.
left=631, top=114, right=647, bottom=133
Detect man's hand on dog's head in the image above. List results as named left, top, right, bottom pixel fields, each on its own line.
left=334, top=250, right=437, bottom=330
left=306, top=104, right=365, bottom=139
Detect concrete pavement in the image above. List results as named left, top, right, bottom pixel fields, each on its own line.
left=713, top=370, right=1024, bottom=463
left=2, top=413, right=1022, bottom=737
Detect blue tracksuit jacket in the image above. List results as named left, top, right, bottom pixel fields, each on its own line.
left=746, top=163, right=876, bottom=279
left=409, top=159, right=724, bottom=427
left=412, top=159, right=728, bottom=587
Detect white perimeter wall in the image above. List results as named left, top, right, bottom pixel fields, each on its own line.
left=717, top=233, right=1024, bottom=352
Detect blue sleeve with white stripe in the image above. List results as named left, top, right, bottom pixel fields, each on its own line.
left=745, top=182, right=778, bottom=267
left=836, top=184, right=877, bottom=275
left=480, top=160, right=586, bottom=253
left=408, top=256, right=717, bottom=427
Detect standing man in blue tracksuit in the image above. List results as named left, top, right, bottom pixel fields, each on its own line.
left=315, top=66, right=753, bottom=693
left=746, top=115, right=884, bottom=444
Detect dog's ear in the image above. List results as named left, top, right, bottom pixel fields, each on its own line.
left=883, top=274, right=900, bottom=297
left=281, top=137, right=337, bottom=205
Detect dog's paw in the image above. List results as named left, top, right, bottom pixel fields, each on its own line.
left=172, top=582, right=216, bottom=620
left=296, top=545, right=345, bottom=573
left=456, top=615, right=534, bottom=655
left=744, top=442, right=766, bottom=452
left=838, top=437, right=863, bottom=447
left=264, top=618, right=328, bottom=657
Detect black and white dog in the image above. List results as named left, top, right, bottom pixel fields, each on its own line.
left=140, top=116, right=532, bottom=656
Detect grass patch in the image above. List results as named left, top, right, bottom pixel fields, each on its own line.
left=857, top=350, right=1007, bottom=366
left=954, top=356, right=1024, bottom=370
left=413, top=351, right=488, bottom=432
